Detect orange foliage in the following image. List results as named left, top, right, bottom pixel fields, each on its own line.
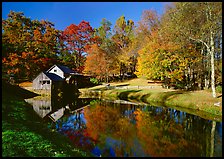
left=84, top=104, right=136, bottom=156
left=134, top=109, right=188, bottom=157
left=84, top=44, right=108, bottom=79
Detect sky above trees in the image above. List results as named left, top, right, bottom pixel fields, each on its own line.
left=2, top=2, right=168, bottom=30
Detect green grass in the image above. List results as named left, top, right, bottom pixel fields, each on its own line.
left=2, top=81, right=92, bottom=157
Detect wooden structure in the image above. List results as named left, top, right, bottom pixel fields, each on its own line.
left=32, top=65, right=81, bottom=91
left=32, top=64, right=95, bottom=96
left=32, top=71, right=64, bottom=90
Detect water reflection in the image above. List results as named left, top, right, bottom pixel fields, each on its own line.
left=25, top=96, right=222, bottom=157
left=25, top=98, right=52, bottom=118
left=25, top=95, right=95, bottom=122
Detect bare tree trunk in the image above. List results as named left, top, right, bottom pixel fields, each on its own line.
left=106, top=68, right=109, bottom=83
left=205, top=60, right=210, bottom=89
left=120, top=62, right=122, bottom=80
left=187, top=66, right=191, bottom=90
left=210, top=32, right=216, bottom=98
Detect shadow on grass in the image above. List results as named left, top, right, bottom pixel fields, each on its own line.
left=117, top=90, right=141, bottom=100
left=140, top=93, right=152, bottom=103
left=158, top=90, right=190, bottom=106
left=132, top=90, right=190, bottom=106
left=115, top=84, right=130, bottom=87
left=2, top=80, right=39, bottom=100
left=91, top=87, right=108, bottom=91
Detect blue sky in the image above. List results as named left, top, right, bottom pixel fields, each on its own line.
left=2, top=2, right=170, bottom=31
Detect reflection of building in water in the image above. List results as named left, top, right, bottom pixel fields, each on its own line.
left=25, top=98, right=52, bottom=118
left=49, top=107, right=65, bottom=122
left=26, top=96, right=95, bottom=123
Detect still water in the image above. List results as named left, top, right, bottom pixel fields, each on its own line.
left=25, top=96, right=222, bottom=157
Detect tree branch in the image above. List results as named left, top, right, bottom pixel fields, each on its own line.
left=189, top=36, right=210, bottom=50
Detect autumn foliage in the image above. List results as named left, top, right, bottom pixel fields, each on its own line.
left=2, top=3, right=222, bottom=94
left=84, top=44, right=108, bottom=80
left=60, top=20, right=95, bottom=73
left=2, top=11, right=59, bottom=80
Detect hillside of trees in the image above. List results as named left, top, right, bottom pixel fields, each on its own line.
left=2, top=2, right=222, bottom=97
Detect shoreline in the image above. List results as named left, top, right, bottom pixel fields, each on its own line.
left=79, top=88, right=222, bottom=122
left=20, top=84, right=222, bottom=122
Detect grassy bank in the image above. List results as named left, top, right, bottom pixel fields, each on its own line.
left=18, top=81, right=51, bottom=97
left=80, top=78, right=222, bottom=122
left=2, top=81, right=91, bottom=157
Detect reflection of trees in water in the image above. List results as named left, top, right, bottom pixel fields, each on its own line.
left=54, top=109, right=96, bottom=150
left=84, top=104, right=137, bottom=157
left=134, top=105, right=219, bottom=157
left=83, top=101, right=221, bottom=157
left=210, top=121, right=216, bottom=157
left=46, top=99, right=221, bottom=157
left=134, top=108, right=186, bottom=157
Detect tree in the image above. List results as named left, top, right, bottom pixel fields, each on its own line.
left=135, top=9, right=187, bottom=85
left=92, top=18, right=120, bottom=82
left=112, top=15, right=136, bottom=80
left=162, top=2, right=222, bottom=97
left=84, top=44, right=108, bottom=81
left=2, top=11, right=60, bottom=81
left=135, top=9, right=161, bottom=79
left=60, top=21, right=95, bottom=73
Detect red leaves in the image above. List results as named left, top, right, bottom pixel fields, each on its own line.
left=2, top=58, right=7, bottom=63
left=61, top=21, right=95, bottom=73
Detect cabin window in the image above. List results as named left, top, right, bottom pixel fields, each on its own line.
left=40, top=80, right=50, bottom=85
left=54, top=69, right=57, bottom=72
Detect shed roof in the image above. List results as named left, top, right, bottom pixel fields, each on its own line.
left=57, top=65, right=76, bottom=74
left=44, top=72, right=63, bottom=81
left=47, top=64, right=76, bottom=74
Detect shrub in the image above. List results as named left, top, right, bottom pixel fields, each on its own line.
left=90, top=78, right=99, bottom=85
left=216, top=85, right=222, bottom=93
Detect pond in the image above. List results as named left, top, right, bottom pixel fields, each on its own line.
left=25, top=95, right=222, bottom=157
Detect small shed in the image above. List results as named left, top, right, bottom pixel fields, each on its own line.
left=33, top=72, right=63, bottom=90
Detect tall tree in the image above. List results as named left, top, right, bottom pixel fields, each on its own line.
left=135, top=9, right=161, bottom=79
left=136, top=8, right=205, bottom=90
left=93, top=18, right=120, bottom=82
left=84, top=44, right=108, bottom=81
left=61, top=21, right=95, bottom=73
left=112, top=15, right=135, bottom=80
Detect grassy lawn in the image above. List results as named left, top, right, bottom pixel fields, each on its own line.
left=2, top=81, right=91, bottom=157
left=80, top=78, right=222, bottom=122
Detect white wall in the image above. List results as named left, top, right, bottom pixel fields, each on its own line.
left=48, top=65, right=64, bottom=78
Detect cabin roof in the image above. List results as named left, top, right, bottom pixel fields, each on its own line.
left=44, top=72, right=63, bottom=81
left=57, top=65, right=76, bottom=74
left=47, top=64, right=76, bottom=74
